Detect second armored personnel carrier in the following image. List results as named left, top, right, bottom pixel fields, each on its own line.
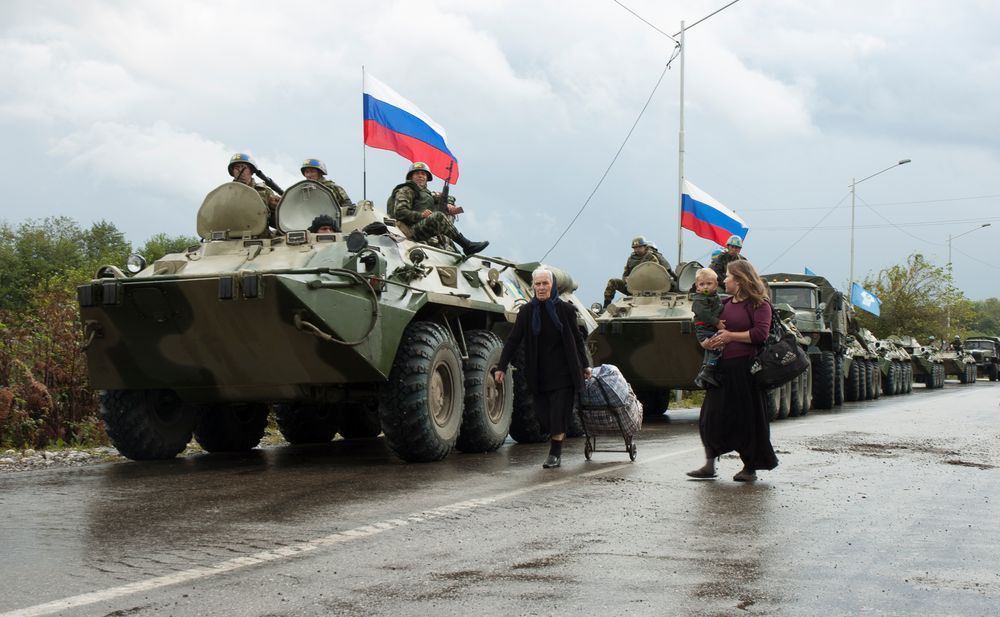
left=888, top=335, right=944, bottom=389
left=78, top=180, right=596, bottom=462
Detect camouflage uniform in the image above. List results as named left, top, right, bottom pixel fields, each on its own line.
left=710, top=251, right=746, bottom=285
left=320, top=179, right=353, bottom=208
left=603, top=248, right=666, bottom=304
left=250, top=182, right=278, bottom=229
left=390, top=182, right=457, bottom=247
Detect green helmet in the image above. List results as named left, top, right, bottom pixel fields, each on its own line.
left=954, top=335, right=961, bottom=341
left=300, top=158, right=327, bottom=177
left=406, top=161, right=433, bottom=181
left=228, top=152, right=258, bottom=174
left=726, top=235, right=743, bottom=248
left=631, top=236, right=651, bottom=248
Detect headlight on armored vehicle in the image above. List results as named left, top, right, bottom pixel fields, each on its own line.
left=126, top=253, right=147, bottom=274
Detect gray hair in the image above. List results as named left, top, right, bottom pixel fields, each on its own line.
left=531, top=267, right=553, bottom=283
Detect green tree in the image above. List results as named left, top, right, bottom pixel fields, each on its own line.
left=856, top=254, right=960, bottom=340
left=968, top=298, right=1000, bottom=336
left=137, top=233, right=199, bottom=263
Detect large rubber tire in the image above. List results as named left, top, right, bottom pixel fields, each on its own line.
left=637, top=390, right=671, bottom=421
left=845, top=359, right=861, bottom=402
left=870, top=361, right=881, bottom=399
left=101, top=389, right=197, bottom=461
left=508, top=351, right=548, bottom=444
left=883, top=362, right=894, bottom=396
left=799, top=363, right=813, bottom=416
left=777, top=381, right=792, bottom=420
left=273, top=402, right=340, bottom=444
left=763, top=387, right=780, bottom=421
left=456, top=330, right=513, bottom=453
left=194, top=403, right=269, bottom=452
left=789, top=371, right=803, bottom=417
left=989, top=364, right=998, bottom=382
left=338, top=399, right=383, bottom=439
left=379, top=321, right=465, bottom=462
left=906, top=364, right=914, bottom=392
left=834, top=353, right=845, bottom=406
left=812, top=352, right=835, bottom=410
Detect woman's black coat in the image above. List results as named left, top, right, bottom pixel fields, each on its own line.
left=496, top=300, right=590, bottom=394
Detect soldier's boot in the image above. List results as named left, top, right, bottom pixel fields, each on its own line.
left=454, top=233, right=489, bottom=256
left=602, top=297, right=612, bottom=309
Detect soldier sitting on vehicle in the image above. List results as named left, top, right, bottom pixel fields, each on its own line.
left=228, top=153, right=280, bottom=227
left=387, top=162, right=488, bottom=256
left=710, top=235, right=747, bottom=286
left=951, top=336, right=964, bottom=353
left=603, top=237, right=675, bottom=308
left=300, top=158, right=353, bottom=209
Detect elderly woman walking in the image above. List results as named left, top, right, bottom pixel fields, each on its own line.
left=687, top=260, right=779, bottom=482
left=494, top=268, right=591, bottom=468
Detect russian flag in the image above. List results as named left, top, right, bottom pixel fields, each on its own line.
left=681, top=179, right=749, bottom=247
left=363, top=74, right=460, bottom=183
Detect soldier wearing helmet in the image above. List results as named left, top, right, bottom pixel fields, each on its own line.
left=228, top=152, right=280, bottom=226
left=709, top=234, right=747, bottom=285
left=951, top=335, right=964, bottom=353
left=387, top=162, right=489, bottom=256
left=300, top=158, right=353, bottom=208
left=602, top=236, right=671, bottom=308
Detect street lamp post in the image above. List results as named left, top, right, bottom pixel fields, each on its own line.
left=946, top=222, right=991, bottom=333
left=849, top=159, right=911, bottom=295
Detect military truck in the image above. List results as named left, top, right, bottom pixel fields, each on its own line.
left=78, top=180, right=596, bottom=462
left=964, top=336, right=1000, bottom=381
left=888, top=335, right=945, bottom=389
left=763, top=274, right=849, bottom=410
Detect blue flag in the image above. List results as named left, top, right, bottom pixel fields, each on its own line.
left=804, top=267, right=816, bottom=276
left=851, top=282, right=881, bottom=316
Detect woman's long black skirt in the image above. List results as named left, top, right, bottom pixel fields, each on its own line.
left=699, top=356, right=779, bottom=471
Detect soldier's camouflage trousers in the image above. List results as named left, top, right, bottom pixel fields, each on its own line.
left=411, top=212, right=458, bottom=243
left=604, top=278, right=628, bottom=302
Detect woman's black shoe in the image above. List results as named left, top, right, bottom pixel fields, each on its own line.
left=542, top=455, right=561, bottom=468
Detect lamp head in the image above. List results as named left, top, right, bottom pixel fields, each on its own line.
left=898, top=159, right=911, bottom=165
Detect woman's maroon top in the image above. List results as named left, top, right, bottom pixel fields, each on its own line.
left=718, top=297, right=772, bottom=360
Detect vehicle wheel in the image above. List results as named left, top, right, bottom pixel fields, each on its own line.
left=508, top=350, right=548, bottom=444
left=338, top=399, right=383, bottom=439
left=777, top=381, right=791, bottom=420
left=194, top=403, right=269, bottom=452
left=859, top=361, right=870, bottom=400
left=883, top=362, right=894, bottom=396
left=379, top=321, right=464, bottom=461
left=891, top=362, right=901, bottom=395
left=273, top=402, right=339, bottom=444
left=789, top=371, right=803, bottom=417
left=800, top=363, right=813, bottom=415
left=637, top=390, right=670, bottom=421
left=100, top=389, right=197, bottom=460
left=870, top=360, right=881, bottom=399
left=584, top=438, right=593, bottom=461
left=905, top=364, right=913, bottom=392
left=812, top=352, right=835, bottom=410
left=834, top=353, right=845, bottom=406
left=845, top=359, right=861, bottom=402
left=456, top=330, right=512, bottom=453
left=969, top=364, right=978, bottom=384
left=989, top=363, right=998, bottom=382
left=764, top=387, right=780, bottom=421
left=628, top=441, right=637, bottom=461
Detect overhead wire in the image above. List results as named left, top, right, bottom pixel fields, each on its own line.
left=760, top=191, right=850, bottom=271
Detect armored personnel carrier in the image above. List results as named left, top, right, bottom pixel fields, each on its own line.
left=857, top=327, right=912, bottom=396
left=586, top=260, right=699, bottom=418
left=937, top=343, right=978, bottom=384
left=964, top=336, right=1000, bottom=381
left=888, top=335, right=944, bottom=389
left=78, top=180, right=596, bottom=462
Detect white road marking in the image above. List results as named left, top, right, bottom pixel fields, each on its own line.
left=0, top=444, right=699, bottom=617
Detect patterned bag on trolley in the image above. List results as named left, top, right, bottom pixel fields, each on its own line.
left=576, top=364, right=644, bottom=436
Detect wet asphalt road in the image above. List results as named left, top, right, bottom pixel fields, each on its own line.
left=1, top=382, right=998, bottom=617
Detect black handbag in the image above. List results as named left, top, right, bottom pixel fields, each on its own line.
left=747, top=302, right=810, bottom=388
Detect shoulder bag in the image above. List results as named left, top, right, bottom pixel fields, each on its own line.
left=745, top=301, right=810, bottom=389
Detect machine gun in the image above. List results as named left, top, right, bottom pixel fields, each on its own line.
left=254, top=169, right=284, bottom=196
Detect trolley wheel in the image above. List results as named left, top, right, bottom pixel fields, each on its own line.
left=584, top=438, right=593, bottom=461
left=628, top=440, right=637, bottom=461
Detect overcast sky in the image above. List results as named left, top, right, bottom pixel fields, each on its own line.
left=2, top=0, right=999, bottom=303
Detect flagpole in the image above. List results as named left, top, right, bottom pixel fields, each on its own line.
left=362, top=65, right=367, bottom=201
left=676, top=20, right=685, bottom=266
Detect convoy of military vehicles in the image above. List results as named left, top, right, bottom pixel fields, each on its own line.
left=77, top=178, right=992, bottom=463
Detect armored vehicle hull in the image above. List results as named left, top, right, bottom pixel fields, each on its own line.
left=80, top=181, right=596, bottom=462
left=938, top=350, right=977, bottom=384
left=888, top=335, right=944, bottom=389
